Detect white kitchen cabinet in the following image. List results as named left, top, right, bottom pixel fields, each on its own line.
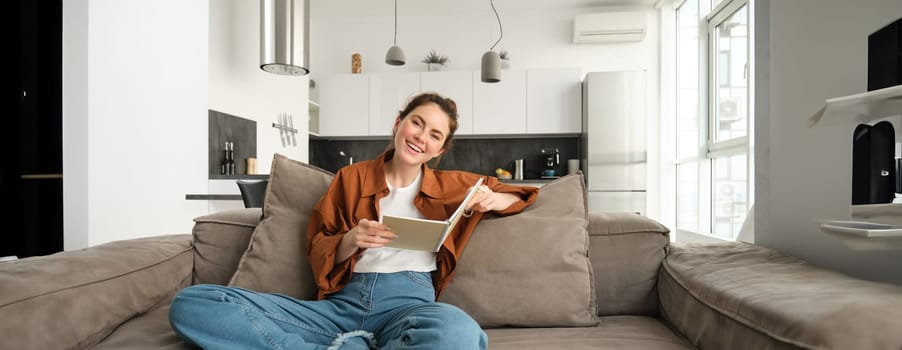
left=319, top=69, right=577, bottom=137
left=369, top=72, right=421, bottom=136
left=319, top=74, right=369, bottom=136
left=421, top=71, right=473, bottom=135
left=527, top=68, right=582, bottom=133
left=472, top=70, right=527, bottom=134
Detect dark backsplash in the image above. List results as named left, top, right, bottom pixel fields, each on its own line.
left=310, top=137, right=580, bottom=179
left=209, top=110, right=257, bottom=178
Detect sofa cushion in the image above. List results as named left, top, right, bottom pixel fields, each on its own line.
left=484, top=315, right=692, bottom=350
left=660, top=242, right=902, bottom=349
left=228, top=154, right=333, bottom=300
left=192, top=208, right=262, bottom=285
left=588, top=212, right=669, bottom=316
left=0, top=235, right=192, bottom=350
left=439, top=173, right=598, bottom=328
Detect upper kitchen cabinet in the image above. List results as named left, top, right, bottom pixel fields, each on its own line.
left=320, top=74, right=369, bottom=136
left=472, top=70, right=527, bottom=134
left=421, top=71, right=473, bottom=135
left=527, top=68, right=582, bottom=133
left=369, top=72, right=421, bottom=136
left=318, top=69, right=575, bottom=137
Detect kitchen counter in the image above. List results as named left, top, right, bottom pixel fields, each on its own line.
left=186, top=194, right=242, bottom=200
left=188, top=177, right=554, bottom=201
left=499, top=178, right=555, bottom=184
left=498, top=178, right=557, bottom=188
left=208, top=174, right=269, bottom=180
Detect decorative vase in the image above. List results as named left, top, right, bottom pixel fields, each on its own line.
left=351, top=53, right=362, bottom=74
left=427, top=63, right=444, bottom=72
left=501, top=59, right=510, bottom=70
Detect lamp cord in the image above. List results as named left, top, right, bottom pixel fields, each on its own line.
left=393, top=0, right=398, bottom=45
left=489, top=0, right=503, bottom=50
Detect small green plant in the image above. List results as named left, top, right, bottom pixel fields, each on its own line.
left=421, top=50, right=449, bottom=65
left=499, top=48, right=510, bottom=60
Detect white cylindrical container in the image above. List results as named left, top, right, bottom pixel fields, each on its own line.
left=568, top=159, right=580, bottom=175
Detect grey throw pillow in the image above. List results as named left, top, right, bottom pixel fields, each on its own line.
left=228, top=154, right=333, bottom=300
left=439, top=173, right=598, bottom=328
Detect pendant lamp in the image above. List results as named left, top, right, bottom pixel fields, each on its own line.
left=260, top=0, right=310, bottom=75
left=385, top=0, right=406, bottom=65
left=480, top=0, right=503, bottom=83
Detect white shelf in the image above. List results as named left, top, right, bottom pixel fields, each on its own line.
left=818, top=220, right=902, bottom=250
left=819, top=220, right=902, bottom=238
left=808, top=84, right=902, bottom=127
left=817, top=220, right=902, bottom=250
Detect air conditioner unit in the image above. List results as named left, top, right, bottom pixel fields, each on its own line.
left=573, top=12, right=646, bottom=44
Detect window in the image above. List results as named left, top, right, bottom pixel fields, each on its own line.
left=674, top=0, right=753, bottom=240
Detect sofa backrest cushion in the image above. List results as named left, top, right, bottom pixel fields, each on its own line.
left=192, top=208, right=262, bottom=285
left=660, top=242, right=902, bottom=349
left=439, top=173, right=599, bottom=328
left=0, top=235, right=193, bottom=350
left=228, top=154, right=333, bottom=299
left=587, top=212, right=669, bottom=316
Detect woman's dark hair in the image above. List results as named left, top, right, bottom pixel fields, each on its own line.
left=396, top=92, right=459, bottom=150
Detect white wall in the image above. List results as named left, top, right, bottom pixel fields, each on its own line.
left=310, top=5, right=658, bottom=77
left=309, top=3, right=666, bottom=220
left=63, top=0, right=210, bottom=248
left=62, top=0, right=89, bottom=250
left=209, top=0, right=309, bottom=172
left=62, top=0, right=311, bottom=248
left=756, top=0, right=902, bottom=284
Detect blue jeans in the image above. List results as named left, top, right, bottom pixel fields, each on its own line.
left=169, top=272, right=487, bottom=349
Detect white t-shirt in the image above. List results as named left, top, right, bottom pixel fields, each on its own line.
left=353, top=170, right=438, bottom=273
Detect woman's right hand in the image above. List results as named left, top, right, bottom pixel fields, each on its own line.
left=345, top=218, right=397, bottom=249
left=336, top=219, right=397, bottom=264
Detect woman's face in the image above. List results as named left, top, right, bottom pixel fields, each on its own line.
left=392, top=102, right=451, bottom=167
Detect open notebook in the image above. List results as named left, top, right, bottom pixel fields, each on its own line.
left=381, top=178, right=484, bottom=252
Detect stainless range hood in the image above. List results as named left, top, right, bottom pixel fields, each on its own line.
left=260, top=0, right=309, bottom=75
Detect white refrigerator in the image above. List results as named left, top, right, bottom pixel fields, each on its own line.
left=581, top=71, right=647, bottom=214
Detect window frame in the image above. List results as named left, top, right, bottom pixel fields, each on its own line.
left=674, top=0, right=753, bottom=240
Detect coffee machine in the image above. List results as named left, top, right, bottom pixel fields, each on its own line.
left=540, top=148, right=560, bottom=177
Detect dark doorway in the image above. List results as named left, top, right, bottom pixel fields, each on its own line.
left=0, top=0, right=64, bottom=258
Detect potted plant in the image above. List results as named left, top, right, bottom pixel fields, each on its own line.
left=499, top=48, right=510, bottom=69
left=421, top=50, right=449, bottom=72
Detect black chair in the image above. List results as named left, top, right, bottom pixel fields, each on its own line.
left=236, top=180, right=269, bottom=208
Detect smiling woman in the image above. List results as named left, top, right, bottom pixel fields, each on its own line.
left=168, top=91, right=540, bottom=349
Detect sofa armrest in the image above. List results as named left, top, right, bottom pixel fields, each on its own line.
left=659, top=242, right=902, bottom=349
left=587, top=212, right=670, bottom=316
left=192, top=208, right=262, bottom=285
left=0, top=234, right=192, bottom=350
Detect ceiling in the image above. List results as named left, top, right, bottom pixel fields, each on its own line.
left=312, top=0, right=658, bottom=18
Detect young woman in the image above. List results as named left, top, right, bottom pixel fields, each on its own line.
left=169, top=92, right=539, bottom=349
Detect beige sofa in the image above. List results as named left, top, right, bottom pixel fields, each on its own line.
left=3, top=207, right=902, bottom=349
left=4, top=154, right=902, bottom=349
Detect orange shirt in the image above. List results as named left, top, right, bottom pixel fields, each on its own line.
left=306, top=150, right=539, bottom=300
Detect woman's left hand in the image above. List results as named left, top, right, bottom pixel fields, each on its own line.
left=467, top=185, right=520, bottom=213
